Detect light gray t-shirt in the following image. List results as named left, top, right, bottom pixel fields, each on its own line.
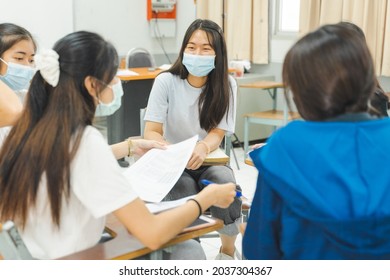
left=145, top=72, right=237, bottom=144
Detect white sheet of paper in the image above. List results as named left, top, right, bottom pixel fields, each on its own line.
left=145, top=195, right=196, bottom=214
left=116, top=69, right=139, bottom=76
left=122, top=135, right=198, bottom=202
left=158, top=64, right=172, bottom=70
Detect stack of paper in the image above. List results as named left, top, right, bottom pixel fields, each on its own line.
left=122, top=135, right=198, bottom=202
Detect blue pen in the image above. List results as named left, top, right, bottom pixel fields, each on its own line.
left=200, top=179, right=242, bottom=198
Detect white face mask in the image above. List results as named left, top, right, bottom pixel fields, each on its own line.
left=0, top=58, right=36, bottom=91
left=95, top=80, right=124, bottom=117
left=182, top=53, right=215, bottom=77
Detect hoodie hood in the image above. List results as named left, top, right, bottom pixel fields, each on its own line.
left=250, top=118, right=390, bottom=257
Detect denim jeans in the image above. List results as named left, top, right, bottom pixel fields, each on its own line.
left=163, top=165, right=242, bottom=236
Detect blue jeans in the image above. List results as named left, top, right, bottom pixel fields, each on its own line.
left=135, top=239, right=206, bottom=260
left=163, top=165, right=241, bottom=236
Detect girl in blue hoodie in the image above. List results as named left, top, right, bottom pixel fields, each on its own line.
left=243, top=23, right=390, bottom=260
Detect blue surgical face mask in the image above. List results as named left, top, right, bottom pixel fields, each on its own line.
left=95, top=80, right=124, bottom=117
left=182, top=53, right=215, bottom=77
left=0, top=58, right=36, bottom=91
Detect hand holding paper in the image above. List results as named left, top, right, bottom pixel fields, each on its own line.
left=122, top=135, right=198, bottom=202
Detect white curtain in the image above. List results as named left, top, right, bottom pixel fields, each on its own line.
left=195, top=0, right=223, bottom=28
left=197, top=0, right=269, bottom=64
left=300, top=0, right=390, bottom=76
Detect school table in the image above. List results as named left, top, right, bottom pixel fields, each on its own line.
left=107, top=67, right=163, bottom=145
left=58, top=214, right=223, bottom=260
left=239, top=81, right=300, bottom=158
left=244, top=157, right=254, bottom=167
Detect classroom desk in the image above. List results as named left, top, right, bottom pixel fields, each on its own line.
left=203, top=147, right=230, bottom=166
left=107, top=67, right=163, bottom=145
left=240, top=81, right=300, bottom=158
left=58, top=214, right=223, bottom=260
left=244, top=158, right=254, bottom=166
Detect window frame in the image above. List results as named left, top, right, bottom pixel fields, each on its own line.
left=273, top=0, right=300, bottom=39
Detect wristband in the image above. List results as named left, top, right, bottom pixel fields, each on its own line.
left=187, top=198, right=202, bottom=218
left=197, top=140, right=210, bottom=154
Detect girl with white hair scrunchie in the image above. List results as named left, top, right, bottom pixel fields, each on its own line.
left=0, top=30, right=236, bottom=260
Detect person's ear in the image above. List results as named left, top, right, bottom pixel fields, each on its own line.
left=84, top=76, right=97, bottom=98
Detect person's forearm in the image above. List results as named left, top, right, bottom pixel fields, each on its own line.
left=114, top=183, right=234, bottom=250
left=144, top=130, right=166, bottom=143
left=137, top=192, right=217, bottom=249
left=0, top=81, right=23, bottom=127
left=111, top=140, right=128, bottom=159
left=144, top=121, right=167, bottom=143
left=201, top=129, right=225, bottom=152
left=114, top=195, right=215, bottom=250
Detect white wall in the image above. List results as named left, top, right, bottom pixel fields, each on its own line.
left=73, top=0, right=196, bottom=57
left=0, top=0, right=292, bottom=67
left=270, top=37, right=296, bottom=63
left=0, top=0, right=74, bottom=49
left=0, top=0, right=196, bottom=58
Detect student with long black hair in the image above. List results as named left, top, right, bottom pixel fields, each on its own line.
left=144, top=19, right=241, bottom=260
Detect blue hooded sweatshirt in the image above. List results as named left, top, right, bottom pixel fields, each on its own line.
left=243, top=117, right=390, bottom=259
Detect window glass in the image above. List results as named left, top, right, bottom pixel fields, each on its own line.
left=277, top=0, right=300, bottom=33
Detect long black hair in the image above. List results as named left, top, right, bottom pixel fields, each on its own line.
left=337, top=21, right=389, bottom=117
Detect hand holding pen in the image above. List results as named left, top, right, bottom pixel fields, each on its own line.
left=201, top=179, right=242, bottom=198
left=196, top=180, right=236, bottom=209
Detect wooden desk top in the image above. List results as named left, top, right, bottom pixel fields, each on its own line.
left=202, top=148, right=230, bottom=166
left=117, top=67, right=163, bottom=81
left=58, top=214, right=223, bottom=260
left=244, top=158, right=254, bottom=166
left=239, top=80, right=284, bottom=89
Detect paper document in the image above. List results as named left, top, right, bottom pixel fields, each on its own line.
left=145, top=195, right=196, bottom=214
left=116, top=69, right=139, bottom=76
left=122, top=135, right=198, bottom=202
left=158, top=64, right=172, bottom=70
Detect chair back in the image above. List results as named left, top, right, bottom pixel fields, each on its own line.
left=125, top=48, right=156, bottom=68
left=0, top=221, right=34, bottom=259
left=140, top=107, right=147, bottom=137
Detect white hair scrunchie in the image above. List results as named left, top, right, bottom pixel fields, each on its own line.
left=35, top=49, right=60, bottom=87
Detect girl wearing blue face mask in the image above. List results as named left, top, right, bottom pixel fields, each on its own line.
left=0, top=23, right=37, bottom=102
left=144, top=19, right=241, bottom=260
left=0, top=23, right=34, bottom=144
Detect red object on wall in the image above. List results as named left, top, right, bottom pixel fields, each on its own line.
left=147, top=0, right=176, bottom=21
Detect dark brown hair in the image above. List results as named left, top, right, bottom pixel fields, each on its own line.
left=0, top=31, right=118, bottom=228
left=168, top=19, right=233, bottom=132
left=337, top=21, right=388, bottom=117
left=283, top=24, right=376, bottom=121
left=0, top=23, right=37, bottom=57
